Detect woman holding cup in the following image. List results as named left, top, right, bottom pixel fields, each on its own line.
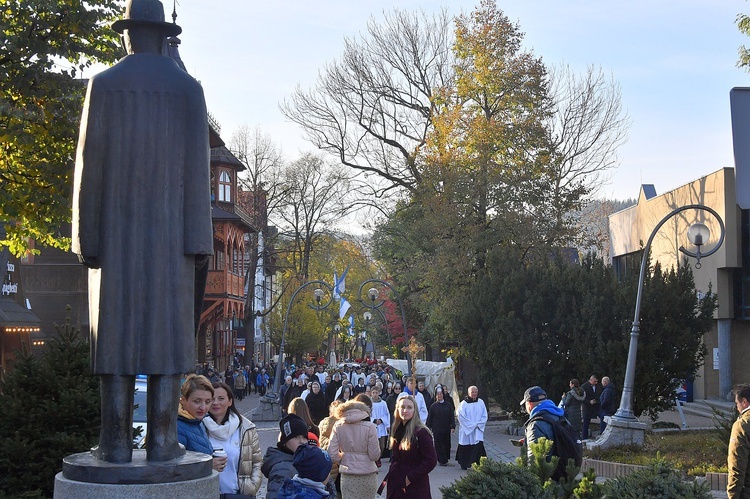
left=203, top=381, right=263, bottom=498
left=177, top=374, right=226, bottom=472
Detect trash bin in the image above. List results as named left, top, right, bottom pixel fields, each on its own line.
left=685, top=378, right=694, bottom=403
left=677, top=382, right=687, bottom=402
left=676, top=379, right=694, bottom=403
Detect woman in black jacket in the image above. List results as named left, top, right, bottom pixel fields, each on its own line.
left=305, top=381, right=329, bottom=425
left=425, top=384, right=455, bottom=466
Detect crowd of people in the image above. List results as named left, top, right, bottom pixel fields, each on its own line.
left=268, top=361, right=445, bottom=498
left=518, top=374, right=619, bottom=482
left=178, top=360, right=497, bottom=498
left=179, top=361, right=622, bottom=497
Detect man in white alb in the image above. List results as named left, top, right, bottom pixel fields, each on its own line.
left=456, top=386, right=488, bottom=470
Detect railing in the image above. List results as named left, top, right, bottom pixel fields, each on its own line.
left=205, top=271, right=245, bottom=297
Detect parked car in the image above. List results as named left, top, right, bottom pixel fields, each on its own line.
left=133, top=376, right=147, bottom=449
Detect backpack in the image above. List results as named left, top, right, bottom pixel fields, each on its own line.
left=527, top=412, right=583, bottom=480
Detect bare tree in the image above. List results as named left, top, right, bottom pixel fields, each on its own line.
left=281, top=8, right=454, bottom=199
left=228, top=125, right=289, bottom=320
left=275, top=153, right=354, bottom=280
left=548, top=65, right=630, bottom=201
left=229, top=124, right=288, bottom=219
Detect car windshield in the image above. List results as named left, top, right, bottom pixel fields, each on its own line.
left=134, top=388, right=147, bottom=423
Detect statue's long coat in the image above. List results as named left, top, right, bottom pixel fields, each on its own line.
left=72, top=53, right=213, bottom=375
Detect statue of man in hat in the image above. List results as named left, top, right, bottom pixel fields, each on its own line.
left=72, top=0, right=213, bottom=463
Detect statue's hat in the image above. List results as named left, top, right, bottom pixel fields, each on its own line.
left=112, top=0, right=181, bottom=37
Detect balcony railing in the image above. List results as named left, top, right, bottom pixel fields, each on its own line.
left=205, top=271, right=245, bottom=297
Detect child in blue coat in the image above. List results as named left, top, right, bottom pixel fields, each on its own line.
left=278, top=444, right=333, bottom=499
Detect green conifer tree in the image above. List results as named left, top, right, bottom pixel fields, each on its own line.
left=0, top=312, right=99, bottom=498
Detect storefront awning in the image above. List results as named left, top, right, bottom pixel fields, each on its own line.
left=0, top=297, right=42, bottom=327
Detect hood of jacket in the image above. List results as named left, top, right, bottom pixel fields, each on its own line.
left=530, top=399, right=565, bottom=418
left=335, top=400, right=371, bottom=423
left=261, top=445, right=294, bottom=475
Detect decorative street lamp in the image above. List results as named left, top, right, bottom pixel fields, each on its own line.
left=357, top=279, right=412, bottom=375
left=593, top=204, right=725, bottom=448
left=266, top=277, right=411, bottom=397
left=268, top=280, right=334, bottom=399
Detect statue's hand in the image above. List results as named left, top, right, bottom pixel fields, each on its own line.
left=78, top=254, right=100, bottom=269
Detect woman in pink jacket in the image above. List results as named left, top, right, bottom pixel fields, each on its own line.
left=327, top=397, right=381, bottom=498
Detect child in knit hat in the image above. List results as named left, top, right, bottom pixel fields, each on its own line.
left=278, top=443, right=333, bottom=499
left=262, top=414, right=311, bottom=499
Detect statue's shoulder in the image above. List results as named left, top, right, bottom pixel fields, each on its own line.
left=93, top=54, right=203, bottom=97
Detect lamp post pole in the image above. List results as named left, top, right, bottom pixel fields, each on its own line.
left=612, top=204, right=725, bottom=422
left=358, top=279, right=411, bottom=376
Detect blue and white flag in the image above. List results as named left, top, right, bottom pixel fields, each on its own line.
left=349, top=314, right=355, bottom=336
left=333, top=266, right=349, bottom=299
left=339, top=297, right=351, bottom=319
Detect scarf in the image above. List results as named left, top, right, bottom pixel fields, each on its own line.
left=202, top=411, right=241, bottom=441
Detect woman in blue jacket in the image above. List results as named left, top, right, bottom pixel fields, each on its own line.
left=177, top=374, right=225, bottom=472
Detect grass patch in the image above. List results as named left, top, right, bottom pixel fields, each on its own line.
left=584, top=431, right=727, bottom=476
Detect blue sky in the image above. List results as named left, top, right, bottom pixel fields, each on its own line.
left=127, top=1, right=749, bottom=202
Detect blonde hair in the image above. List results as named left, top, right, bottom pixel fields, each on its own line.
left=180, top=374, right=214, bottom=399
left=288, top=397, right=315, bottom=428
left=328, top=398, right=342, bottom=416
left=389, top=395, right=428, bottom=451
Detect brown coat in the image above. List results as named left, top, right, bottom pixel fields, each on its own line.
left=328, top=400, right=380, bottom=475
left=318, top=415, right=340, bottom=481
left=729, top=409, right=750, bottom=499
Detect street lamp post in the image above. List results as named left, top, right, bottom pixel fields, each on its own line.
left=358, top=279, right=412, bottom=375
left=591, top=204, right=725, bottom=449
left=268, top=280, right=334, bottom=399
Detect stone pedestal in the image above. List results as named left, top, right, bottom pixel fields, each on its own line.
left=251, top=394, right=282, bottom=421
left=585, top=416, right=648, bottom=450
left=54, top=471, right=218, bottom=498
left=54, top=449, right=217, bottom=498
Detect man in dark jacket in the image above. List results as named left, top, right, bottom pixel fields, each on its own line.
left=521, top=386, right=565, bottom=463
left=581, top=375, right=600, bottom=439
left=279, top=376, right=293, bottom=415
left=598, top=376, right=617, bottom=434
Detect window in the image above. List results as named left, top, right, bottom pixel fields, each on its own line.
left=218, top=170, right=231, bottom=202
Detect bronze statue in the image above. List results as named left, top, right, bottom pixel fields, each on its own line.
left=72, top=0, right=213, bottom=463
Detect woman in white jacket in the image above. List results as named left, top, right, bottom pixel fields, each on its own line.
left=327, top=395, right=381, bottom=498
left=204, top=381, right=263, bottom=498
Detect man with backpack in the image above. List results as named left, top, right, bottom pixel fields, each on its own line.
left=521, top=385, right=582, bottom=481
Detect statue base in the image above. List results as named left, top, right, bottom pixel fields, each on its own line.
left=60, top=449, right=212, bottom=484
left=54, top=470, right=218, bottom=499
left=585, top=416, right=648, bottom=450
left=250, top=394, right=282, bottom=421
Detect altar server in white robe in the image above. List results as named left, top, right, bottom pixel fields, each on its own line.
left=456, top=385, right=488, bottom=470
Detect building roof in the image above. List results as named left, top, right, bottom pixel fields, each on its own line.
left=211, top=145, right=245, bottom=170
left=640, top=184, right=657, bottom=200
left=211, top=204, right=242, bottom=221
left=211, top=204, right=257, bottom=232
left=0, top=297, right=41, bottom=327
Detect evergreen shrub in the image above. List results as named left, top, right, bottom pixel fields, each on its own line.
left=0, top=314, right=99, bottom=498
